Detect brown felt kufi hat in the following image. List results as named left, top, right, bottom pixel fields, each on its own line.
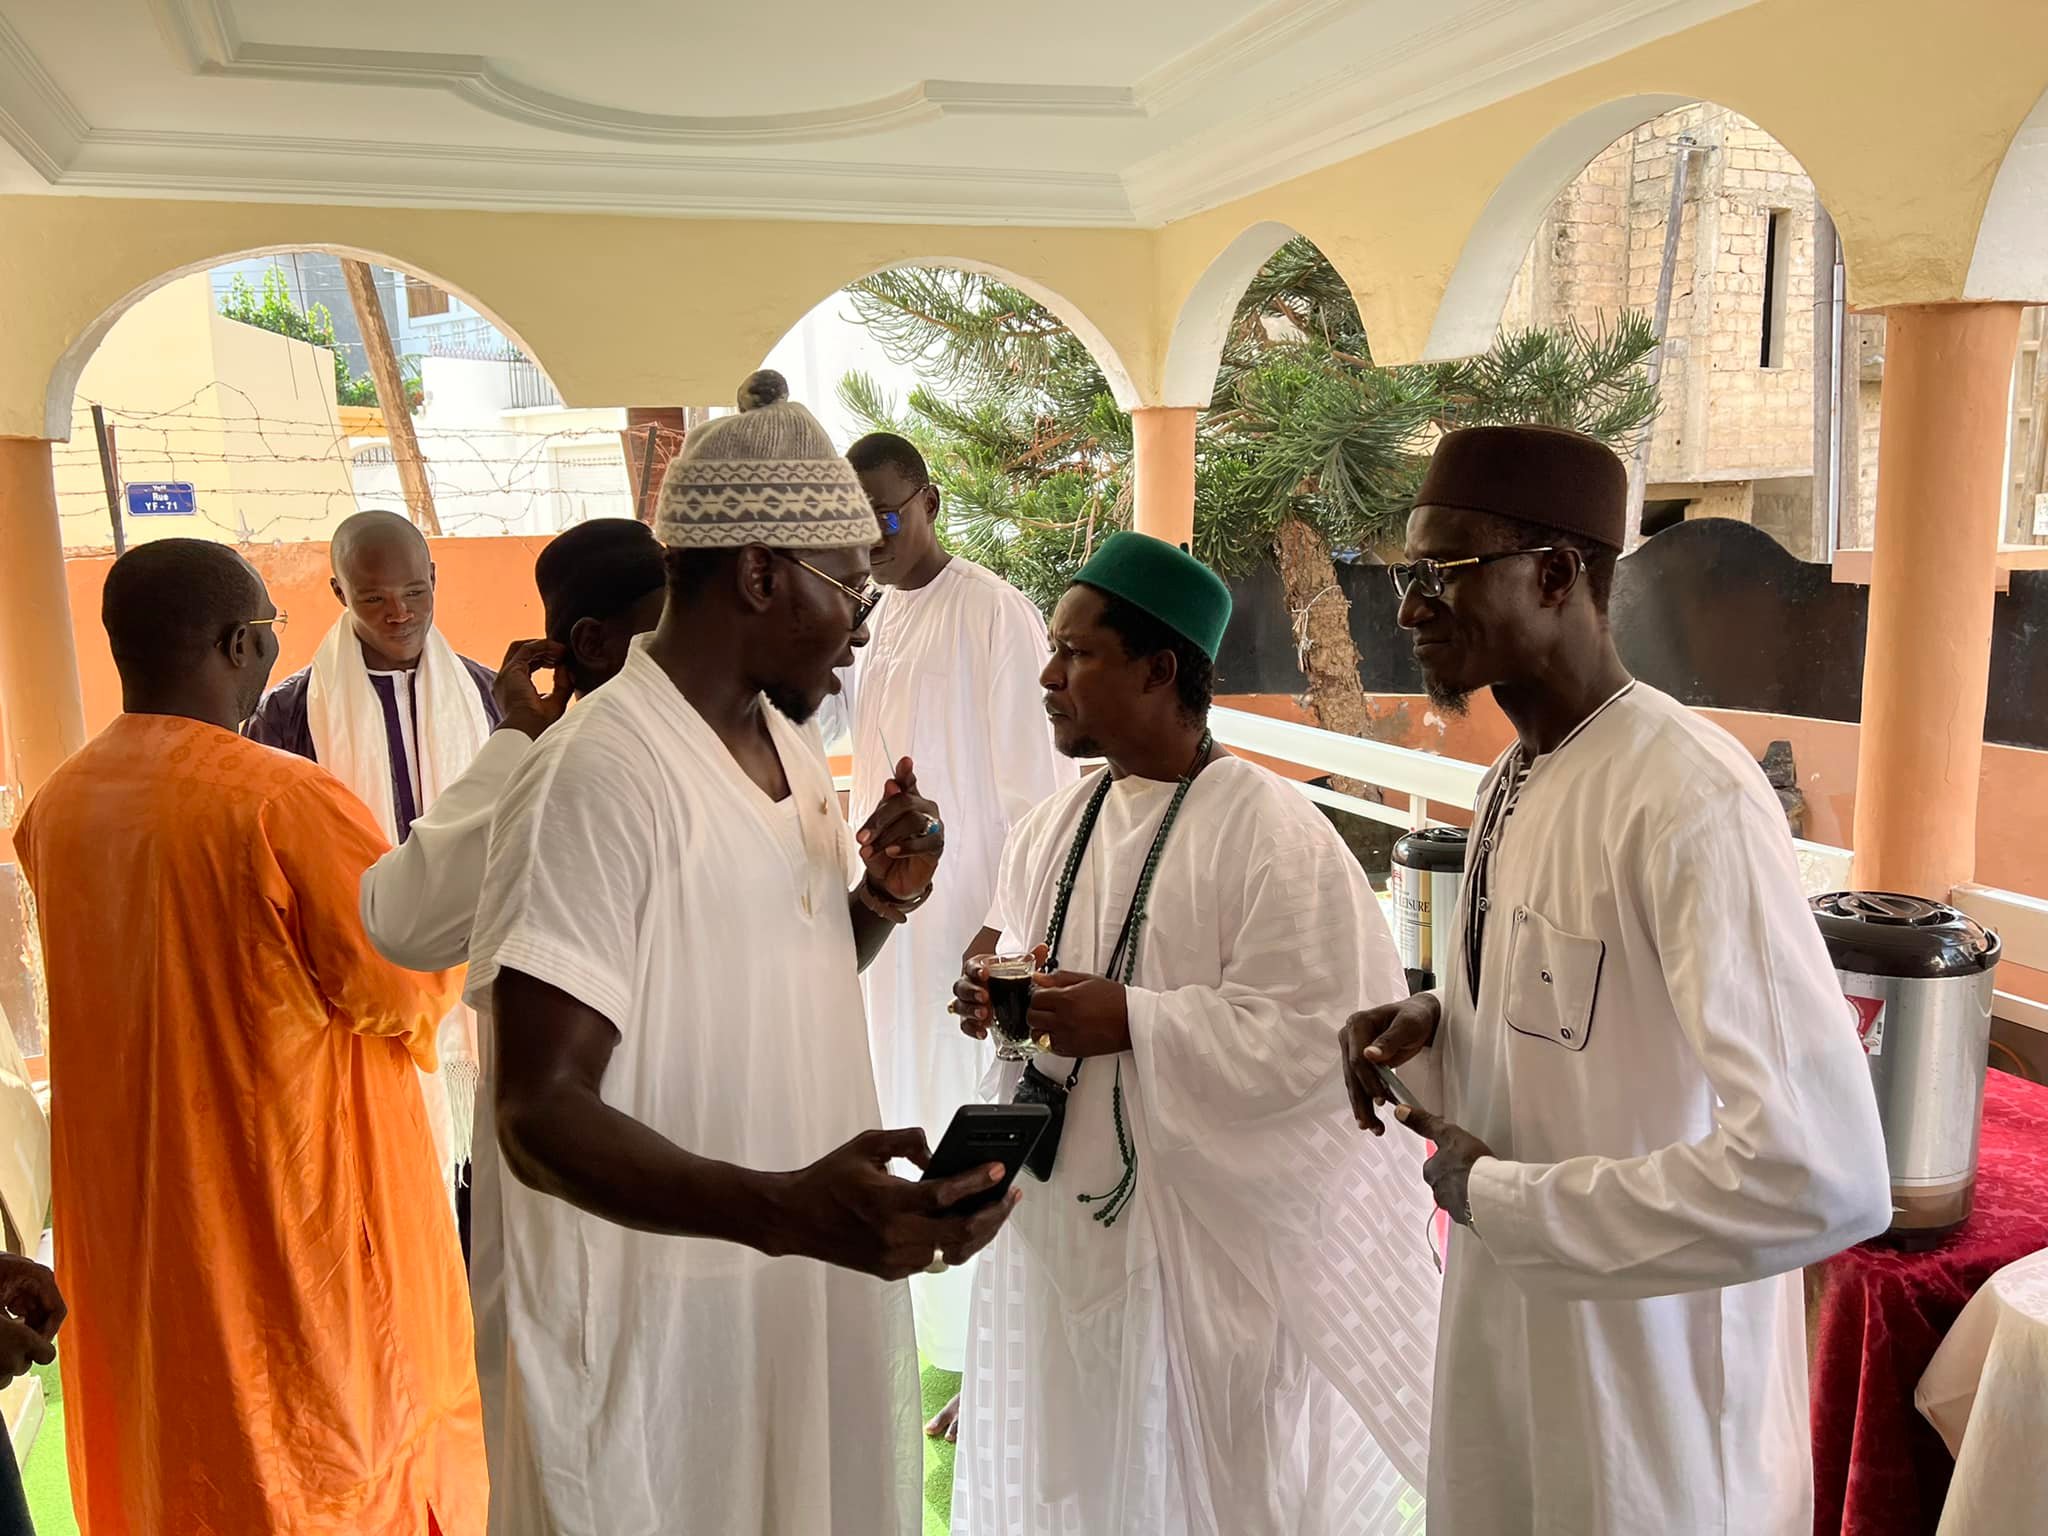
left=1414, top=425, right=1628, bottom=550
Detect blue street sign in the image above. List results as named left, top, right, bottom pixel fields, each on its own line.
left=125, top=482, right=197, bottom=517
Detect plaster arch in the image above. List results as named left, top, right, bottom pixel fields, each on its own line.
left=755, top=256, right=1145, bottom=413
left=1156, top=220, right=1305, bottom=409
left=1421, top=94, right=1699, bottom=361
left=1966, top=84, right=2048, bottom=303
left=44, top=243, right=550, bottom=445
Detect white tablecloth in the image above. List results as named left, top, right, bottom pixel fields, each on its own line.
left=1915, top=1246, right=2048, bottom=1535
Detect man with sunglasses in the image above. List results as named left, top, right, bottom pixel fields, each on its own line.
left=835, top=432, right=1074, bottom=1423
left=465, top=374, right=1017, bottom=1536
left=17, top=540, right=485, bottom=1532
left=1338, top=425, right=1889, bottom=1535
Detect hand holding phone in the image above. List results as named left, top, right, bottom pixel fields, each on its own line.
left=920, top=1104, right=1051, bottom=1214
left=1372, top=1062, right=1425, bottom=1114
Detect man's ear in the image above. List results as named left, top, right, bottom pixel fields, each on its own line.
left=220, top=622, right=255, bottom=670
left=330, top=575, right=347, bottom=607
left=1537, top=548, right=1584, bottom=609
left=567, top=615, right=608, bottom=675
left=735, top=546, right=778, bottom=614
left=1146, top=647, right=1180, bottom=698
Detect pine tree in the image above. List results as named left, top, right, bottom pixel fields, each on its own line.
left=839, top=241, right=1659, bottom=739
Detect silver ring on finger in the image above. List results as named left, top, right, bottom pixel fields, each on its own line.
left=926, top=1247, right=949, bottom=1275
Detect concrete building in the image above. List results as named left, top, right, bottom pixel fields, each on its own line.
left=1502, top=101, right=2044, bottom=560
left=348, top=351, right=636, bottom=537
left=209, top=253, right=514, bottom=382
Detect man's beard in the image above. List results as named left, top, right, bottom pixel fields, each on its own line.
left=1424, top=677, right=1471, bottom=716
left=764, top=683, right=818, bottom=726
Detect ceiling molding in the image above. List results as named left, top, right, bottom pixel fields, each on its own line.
left=58, top=130, right=1135, bottom=225
left=2, top=0, right=1752, bottom=228
left=1134, top=0, right=1361, bottom=116
left=1123, top=0, right=1748, bottom=223
left=0, top=12, right=87, bottom=180
left=153, top=0, right=1145, bottom=145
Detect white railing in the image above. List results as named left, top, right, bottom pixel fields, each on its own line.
left=1211, top=707, right=1857, bottom=889
left=1209, top=706, right=1483, bottom=830
left=838, top=707, right=2037, bottom=1036
left=1953, top=885, right=2048, bottom=1036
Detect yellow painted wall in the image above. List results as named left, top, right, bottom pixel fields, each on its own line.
left=0, top=0, right=2044, bottom=440
left=1153, top=0, right=2048, bottom=365
left=55, top=275, right=358, bottom=548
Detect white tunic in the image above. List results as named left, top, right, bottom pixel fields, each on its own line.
left=1413, top=683, right=1891, bottom=1535
left=954, top=756, right=1440, bottom=1536
left=463, top=644, right=921, bottom=1536
left=358, top=726, right=533, bottom=1520
left=837, top=558, right=1076, bottom=1369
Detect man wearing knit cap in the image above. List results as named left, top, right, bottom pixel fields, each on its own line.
left=1340, top=425, right=1890, bottom=1535
left=947, top=531, right=1440, bottom=1533
left=357, top=516, right=667, bottom=1522
left=465, top=372, right=1017, bottom=1536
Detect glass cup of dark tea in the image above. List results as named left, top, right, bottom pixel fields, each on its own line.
left=983, top=954, right=1040, bottom=1061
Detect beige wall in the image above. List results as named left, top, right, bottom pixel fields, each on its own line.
left=0, top=3, right=2045, bottom=445
left=55, top=275, right=357, bottom=548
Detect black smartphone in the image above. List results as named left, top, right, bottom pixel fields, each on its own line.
left=1372, top=1061, right=1425, bottom=1114
left=920, top=1104, right=1052, bottom=1214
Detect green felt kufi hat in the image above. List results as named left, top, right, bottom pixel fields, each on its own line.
left=1073, top=532, right=1232, bottom=660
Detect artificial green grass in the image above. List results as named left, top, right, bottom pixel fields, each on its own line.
left=920, top=1361, right=959, bottom=1536
left=22, top=1354, right=77, bottom=1536
left=18, top=1350, right=958, bottom=1536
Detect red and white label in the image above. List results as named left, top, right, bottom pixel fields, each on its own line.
left=1844, top=991, right=1887, bottom=1056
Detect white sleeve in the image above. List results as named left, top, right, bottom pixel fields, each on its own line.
left=1465, top=789, right=1893, bottom=1300
left=358, top=728, right=533, bottom=971
left=1128, top=818, right=1405, bottom=1147
left=985, top=811, right=1034, bottom=952
left=469, top=737, right=656, bottom=1029
left=980, top=594, right=1071, bottom=833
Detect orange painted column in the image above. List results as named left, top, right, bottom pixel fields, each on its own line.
left=1851, top=303, right=2024, bottom=897
left=1130, top=406, right=1197, bottom=550
left=0, top=437, right=88, bottom=811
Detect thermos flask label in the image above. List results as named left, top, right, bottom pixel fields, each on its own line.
left=1843, top=984, right=1887, bottom=1056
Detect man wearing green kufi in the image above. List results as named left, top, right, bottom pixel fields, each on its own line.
left=945, top=532, right=1439, bottom=1532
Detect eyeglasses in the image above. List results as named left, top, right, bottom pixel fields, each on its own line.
left=776, top=553, right=882, bottom=629
left=245, top=610, right=289, bottom=632
left=868, top=484, right=931, bottom=539
left=1388, top=548, right=1557, bottom=601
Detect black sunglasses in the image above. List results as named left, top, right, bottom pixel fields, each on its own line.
left=1388, top=547, right=1558, bottom=600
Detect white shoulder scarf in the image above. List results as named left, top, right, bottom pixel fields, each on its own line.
left=307, top=613, right=492, bottom=1191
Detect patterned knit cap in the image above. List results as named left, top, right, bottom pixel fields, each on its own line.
left=655, top=370, right=879, bottom=550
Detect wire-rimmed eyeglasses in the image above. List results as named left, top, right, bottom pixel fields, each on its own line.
left=1388, top=548, right=1556, bottom=601
left=245, top=609, right=289, bottom=632
left=776, top=553, right=882, bottom=629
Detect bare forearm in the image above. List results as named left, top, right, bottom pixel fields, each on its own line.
left=498, top=1084, right=799, bottom=1252
left=849, top=886, right=897, bottom=971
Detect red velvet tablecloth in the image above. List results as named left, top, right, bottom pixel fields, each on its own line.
left=1809, top=1068, right=2048, bottom=1536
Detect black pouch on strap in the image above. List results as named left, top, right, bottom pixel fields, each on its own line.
left=1010, top=1061, right=1078, bottom=1182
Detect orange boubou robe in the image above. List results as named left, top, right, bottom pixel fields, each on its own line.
left=16, top=714, right=487, bottom=1535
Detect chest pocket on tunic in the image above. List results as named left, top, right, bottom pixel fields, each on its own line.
left=1503, top=905, right=1605, bottom=1052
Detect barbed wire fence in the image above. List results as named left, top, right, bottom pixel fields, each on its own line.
left=56, top=381, right=687, bottom=547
